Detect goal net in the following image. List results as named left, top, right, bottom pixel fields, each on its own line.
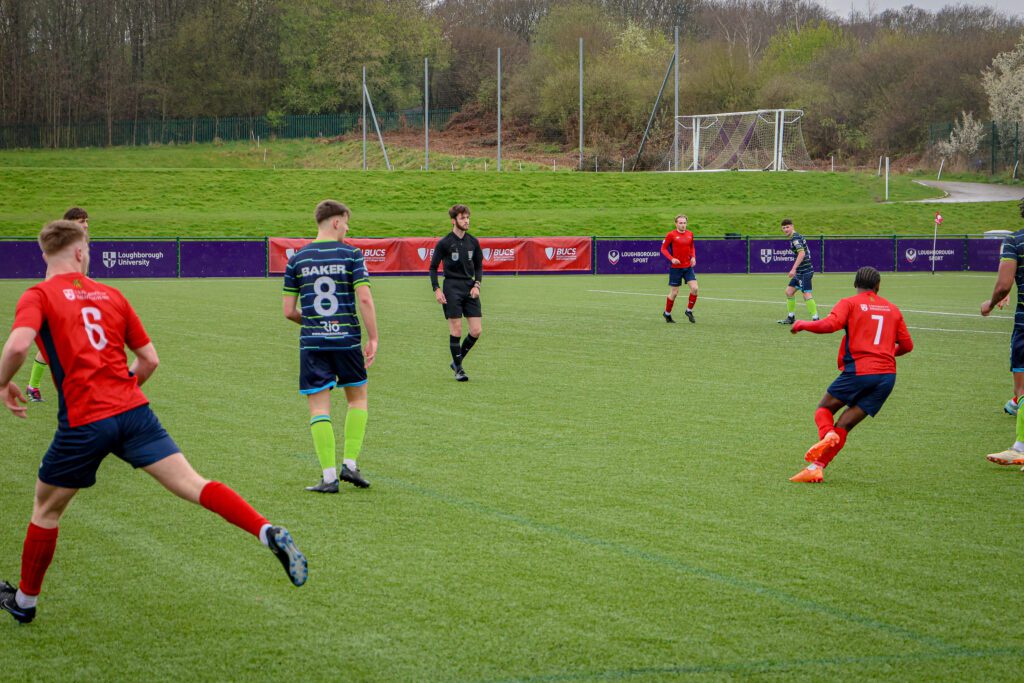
left=673, top=109, right=812, bottom=171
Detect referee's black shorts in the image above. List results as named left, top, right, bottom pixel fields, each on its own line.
left=441, top=279, right=481, bottom=319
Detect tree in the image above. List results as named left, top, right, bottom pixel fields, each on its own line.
left=982, top=32, right=1024, bottom=126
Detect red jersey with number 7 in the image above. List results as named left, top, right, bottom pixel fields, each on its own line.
left=793, top=291, right=913, bottom=375
left=12, top=273, right=150, bottom=428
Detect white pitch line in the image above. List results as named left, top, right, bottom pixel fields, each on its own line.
left=906, top=326, right=1003, bottom=334
left=587, top=290, right=1013, bottom=321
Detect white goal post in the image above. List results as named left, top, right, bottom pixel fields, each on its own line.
left=673, top=109, right=812, bottom=172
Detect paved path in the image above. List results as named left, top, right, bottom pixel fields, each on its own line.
left=913, top=180, right=1024, bottom=203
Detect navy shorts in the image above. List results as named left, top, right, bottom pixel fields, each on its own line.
left=788, top=271, right=813, bottom=293
left=669, top=267, right=697, bottom=287
left=39, top=404, right=180, bottom=489
left=442, top=279, right=482, bottom=319
left=300, top=347, right=367, bottom=395
left=826, top=372, right=896, bottom=417
left=1011, top=326, right=1024, bottom=372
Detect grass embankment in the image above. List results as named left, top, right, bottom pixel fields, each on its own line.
left=0, top=140, right=1020, bottom=238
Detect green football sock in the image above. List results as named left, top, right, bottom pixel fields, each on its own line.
left=344, top=408, right=368, bottom=463
left=29, top=359, right=46, bottom=388
left=310, top=415, right=336, bottom=472
left=786, top=297, right=796, bottom=315
left=805, top=298, right=818, bottom=317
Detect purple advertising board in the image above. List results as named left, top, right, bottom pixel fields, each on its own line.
left=180, top=240, right=266, bottom=277
left=894, top=238, right=965, bottom=272
left=695, top=239, right=748, bottom=273
left=595, top=239, right=665, bottom=274
left=967, top=238, right=1003, bottom=272
left=748, top=239, right=823, bottom=274
left=89, top=240, right=178, bottom=278
left=824, top=238, right=895, bottom=272
left=0, top=241, right=46, bottom=279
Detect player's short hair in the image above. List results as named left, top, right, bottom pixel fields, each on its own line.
left=854, top=266, right=881, bottom=292
left=1018, top=197, right=1024, bottom=219
left=675, top=214, right=687, bottom=222
left=63, top=206, right=88, bottom=221
left=449, top=204, right=470, bottom=220
left=315, top=200, right=349, bottom=224
left=38, top=220, right=87, bottom=256
left=781, top=218, right=794, bottom=227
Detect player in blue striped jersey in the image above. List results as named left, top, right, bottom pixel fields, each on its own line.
left=283, top=200, right=379, bottom=493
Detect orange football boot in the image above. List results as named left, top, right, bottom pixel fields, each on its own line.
left=789, top=466, right=823, bottom=483
left=805, top=430, right=840, bottom=463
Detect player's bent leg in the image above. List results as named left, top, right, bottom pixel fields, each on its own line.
left=144, top=452, right=209, bottom=503
left=339, top=384, right=370, bottom=489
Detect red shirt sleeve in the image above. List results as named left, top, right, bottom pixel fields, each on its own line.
left=661, top=232, right=674, bottom=262
left=894, top=312, right=913, bottom=356
left=122, top=298, right=151, bottom=350
left=794, top=299, right=850, bottom=334
left=12, top=289, right=45, bottom=332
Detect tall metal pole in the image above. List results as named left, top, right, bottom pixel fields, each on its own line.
left=579, top=38, right=583, bottom=170
left=493, top=48, right=497, bottom=171
left=362, top=65, right=367, bottom=171
left=673, top=27, right=679, bottom=172
left=424, top=58, right=429, bottom=171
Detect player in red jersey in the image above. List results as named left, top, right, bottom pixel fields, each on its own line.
left=25, top=206, right=89, bottom=403
left=660, top=215, right=698, bottom=323
left=787, top=267, right=914, bottom=483
left=0, top=221, right=306, bottom=624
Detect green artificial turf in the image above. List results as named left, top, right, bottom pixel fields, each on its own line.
left=1, top=142, right=1021, bottom=238
left=0, top=272, right=1020, bottom=680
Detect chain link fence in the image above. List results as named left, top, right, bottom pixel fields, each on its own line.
left=928, top=120, right=1022, bottom=175
left=0, top=109, right=458, bottom=150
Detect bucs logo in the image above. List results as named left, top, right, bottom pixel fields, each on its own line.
left=544, top=247, right=555, bottom=260
left=482, top=248, right=492, bottom=260
left=607, top=250, right=620, bottom=265
left=417, top=247, right=429, bottom=261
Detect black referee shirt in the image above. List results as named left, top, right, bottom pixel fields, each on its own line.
left=430, top=231, right=483, bottom=290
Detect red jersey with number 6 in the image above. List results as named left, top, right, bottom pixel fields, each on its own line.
left=793, top=291, right=913, bottom=375
left=12, top=273, right=150, bottom=428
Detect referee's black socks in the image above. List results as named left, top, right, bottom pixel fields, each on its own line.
left=461, top=334, right=479, bottom=358
left=449, top=335, right=463, bottom=368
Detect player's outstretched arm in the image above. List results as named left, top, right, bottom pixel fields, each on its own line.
left=356, top=286, right=378, bottom=368
left=282, top=295, right=302, bottom=325
left=792, top=310, right=843, bottom=335
left=982, top=259, right=1016, bottom=316
left=0, top=327, right=36, bottom=418
left=129, top=342, right=159, bottom=386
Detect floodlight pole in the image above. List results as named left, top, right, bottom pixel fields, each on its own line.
left=362, top=65, right=367, bottom=171
left=633, top=51, right=675, bottom=171
left=424, top=58, right=429, bottom=171
left=673, top=27, right=679, bottom=172
left=579, top=38, right=583, bottom=171
left=363, top=83, right=391, bottom=171
left=493, top=48, right=497, bottom=171
left=884, top=156, right=890, bottom=200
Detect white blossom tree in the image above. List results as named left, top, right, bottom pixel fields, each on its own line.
left=982, top=33, right=1024, bottom=126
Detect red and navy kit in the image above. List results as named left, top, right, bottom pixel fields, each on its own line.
left=795, top=291, right=913, bottom=375
left=794, top=291, right=913, bottom=417
left=13, top=273, right=151, bottom=428
left=661, top=229, right=695, bottom=267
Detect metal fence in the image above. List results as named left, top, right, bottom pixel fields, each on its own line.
left=0, top=109, right=458, bottom=150
left=928, top=120, right=1022, bottom=175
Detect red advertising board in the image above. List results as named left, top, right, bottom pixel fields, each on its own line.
left=522, top=236, right=592, bottom=271
left=268, top=237, right=312, bottom=273
left=270, top=236, right=592, bottom=274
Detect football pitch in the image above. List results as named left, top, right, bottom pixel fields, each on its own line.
left=0, top=272, right=1021, bottom=680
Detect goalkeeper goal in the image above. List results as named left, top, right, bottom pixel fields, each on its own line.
left=673, top=109, right=812, bottom=172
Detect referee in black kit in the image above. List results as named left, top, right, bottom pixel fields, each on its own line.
left=429, top=204, right=483, bottom=382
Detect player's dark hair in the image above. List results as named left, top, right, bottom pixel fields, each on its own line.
left=315, top=200, right=349, bottom=224
left=1018, top=197, right=1024, bottom=220
left=449, top=204, right=470, bottom=220
left=63, top=206, right=88, bottom=221
left=854, top=266, right=881, bottom=292
left=781, top=218, right=793, bottom=227
left=38, top=220, right=87, bottom=255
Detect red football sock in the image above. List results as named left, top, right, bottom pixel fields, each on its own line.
left=665, top=297, right=675, bottom=313
left=687, top=293, right=697, bottom=310
left=199, top=482, right=268, bottom=538
left=816, top=427, right=848, bottom=468
left=814, top=407, right=835, bottom=439
left=19, top=523, right=58, bottom=597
